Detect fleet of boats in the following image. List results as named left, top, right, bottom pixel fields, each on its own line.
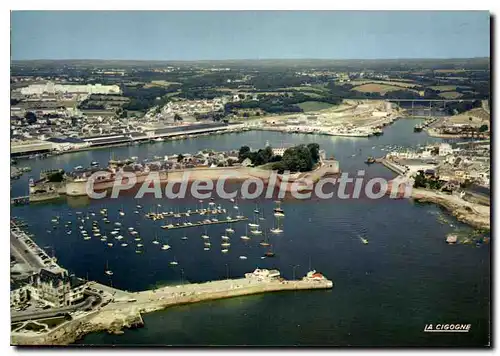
left=48, top=200, right=293, bottom=278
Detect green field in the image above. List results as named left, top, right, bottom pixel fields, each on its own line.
left=297, top=101, right=334, bottom=112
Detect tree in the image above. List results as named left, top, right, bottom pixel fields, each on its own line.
left=174, top=113, right=183, bottom=122
left=307, top=143, right=320, bottom=162
left=238, top=146, right=251, bottom=162
left=479, top=124, right=489, bottom=132
left=25, top=111, right=37, bottom=124
left=177, top=154, right=184, bottom=163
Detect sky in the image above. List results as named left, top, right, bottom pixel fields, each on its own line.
left=11, top=11, right=490, bottom=60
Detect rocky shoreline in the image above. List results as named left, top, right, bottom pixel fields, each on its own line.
left=411, top=188, right=490, bottom=231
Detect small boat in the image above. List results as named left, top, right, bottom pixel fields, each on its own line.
left=83, top=236, right=91, bottom=240
left=107, top=242, right=113, bottom=247
left=135, top=237, right=141, bottom=241
left=221, top=242, right=231, bottom=247
left=359, top=237, right=369, bottom=245
left=446, top=234, right=458, bottom=244
left=260, top=232, right=270, bottom=246
left=239, top=256, right=247, bottom=260
left=161, top=244, right=171, bottom=250
left=116, top=235, right=124, bottom=240
left=121, top=243, right=128, bottom=247
left=105, top=261, right=113, bottom=276
left=137, top=243, right=144, bottom=247
left=152, top=236, right=160, bottom=245
left=248, top=223, right=259, bottom=228
left=181, top=236, right=188, bottom=240
left=264, top=251, right=275, bottom=258
left=273, top=201, right=285, bottom=217
left=74, top=165, right=83, bottom=170
left=100, top=237, right=107, bottom=241
left=202, top=234, right=210, bottom=239
left=221, top=249, right=229, bottom=253
left=204, top=247, right=210, bottom=251
left=136, top=204, right=143, bottom=209
left=128, top=227, right=134, bottom=231
left=114, top=222, right=122, bottom=226
left=169, top=260, right=179, bottom=266
left=204, top=242, right=211, bottom=247
left=91, top=161, right=99, bottom=167
left=66, top=231, right=72, bottom=235
left=225, top=227, right=234, bottom=233
left=251, top=229, right=263, bottom=235
left=221, top=235, right=230, bottom=240
left=136, top=250, right=143, bottom=254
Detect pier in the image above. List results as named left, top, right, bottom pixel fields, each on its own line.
left=161, top=217, right=248, bottom=230
left=11, top=196, right=30, bottom=205
left=145, top=208, right=228, bottom=220
left=12, top=269, right=333, bottom=346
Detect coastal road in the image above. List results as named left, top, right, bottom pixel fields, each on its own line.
left=10, top=230, right=44, bottom=271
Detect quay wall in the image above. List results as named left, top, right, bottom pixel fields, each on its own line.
left=12, top=278, right=332, bottom=346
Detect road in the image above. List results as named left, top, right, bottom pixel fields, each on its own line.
left=10, top=230, right=44, bottom=271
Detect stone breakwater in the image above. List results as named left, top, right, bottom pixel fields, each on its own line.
left=12, top=273, right=333, bottom=346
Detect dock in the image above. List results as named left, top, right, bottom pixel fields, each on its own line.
left=145, top=208, right=228, bottom=220
left=11, top=196, right=30, bottom=205
left=161, top=217, right=248, bottom=230
left=12, top=269, right=333, bottom=346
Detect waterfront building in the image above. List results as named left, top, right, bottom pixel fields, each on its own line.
left=10, top=267, right=88, bottom=308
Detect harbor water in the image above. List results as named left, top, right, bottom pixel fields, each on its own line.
left=11, top=119, right=490, bottom=346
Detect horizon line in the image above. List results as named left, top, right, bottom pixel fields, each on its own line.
left=11, top=56, right=490, bottom=62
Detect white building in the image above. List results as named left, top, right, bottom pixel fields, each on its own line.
left=438, top=143, right=453, bottom=156
left=272, top=147, right=287, bottom=157
left=20, top=82, right=121, bottom=95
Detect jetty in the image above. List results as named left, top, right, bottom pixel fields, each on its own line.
left=161, top=217, right=248, bottom=230
left=11, top=269, right=333, bottom=346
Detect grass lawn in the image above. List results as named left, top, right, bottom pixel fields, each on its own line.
left=297, top=101, right=335, bottom=112
left=438, top=91, right=463, bottom=99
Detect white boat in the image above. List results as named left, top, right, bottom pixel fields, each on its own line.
left=121, top=243, right=128, bottom=247
left=128, top=227, right=134, bottom=231
left=251, top=229, right=263, bottom=235
left=74, top=165, right=83, bottom=170
left=248, top=223, right=259, bottom=228
left=116, top=235, right=124, bottom=240
left=221, top=235, right=230, bottom=240
left=225, top=227, right=235, bottom=233
left=169, top=261, right=178, bottom=266
left=270, top=228, right=283, bottom=234
left=161, top=244, right=171, bottom=250
left=107, top=242, right=113, bottom=247
left=105, top=261, right=113, bottom=276
left=114, top=222, right=122, bottom=226
left=204, top=247, right=210, bottom=251
left=137, top=243, right=144, bottom=247
left=181, top=236, right=188, bottom=240
left=135, top=237, right=141, bottom=241
left=221, top=249, right=229, bottom=253
left=204, top=242, right=211, bottom=247
left=202, top=234, right=210, bottom=239
left=239, top=256, right=247, bottom=260
left=221, top=242, right=231, bottom=247
left=241, top=225, right=250, bottom=240
left=110, top=231, right=118, bottom=235
left=119, top=211, right=125, bottom=217
left=100, top=237, right=107, bottom=241
left=153, top=240, right=160, bottom=245
left=94, top=233, right=102, bottom=237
